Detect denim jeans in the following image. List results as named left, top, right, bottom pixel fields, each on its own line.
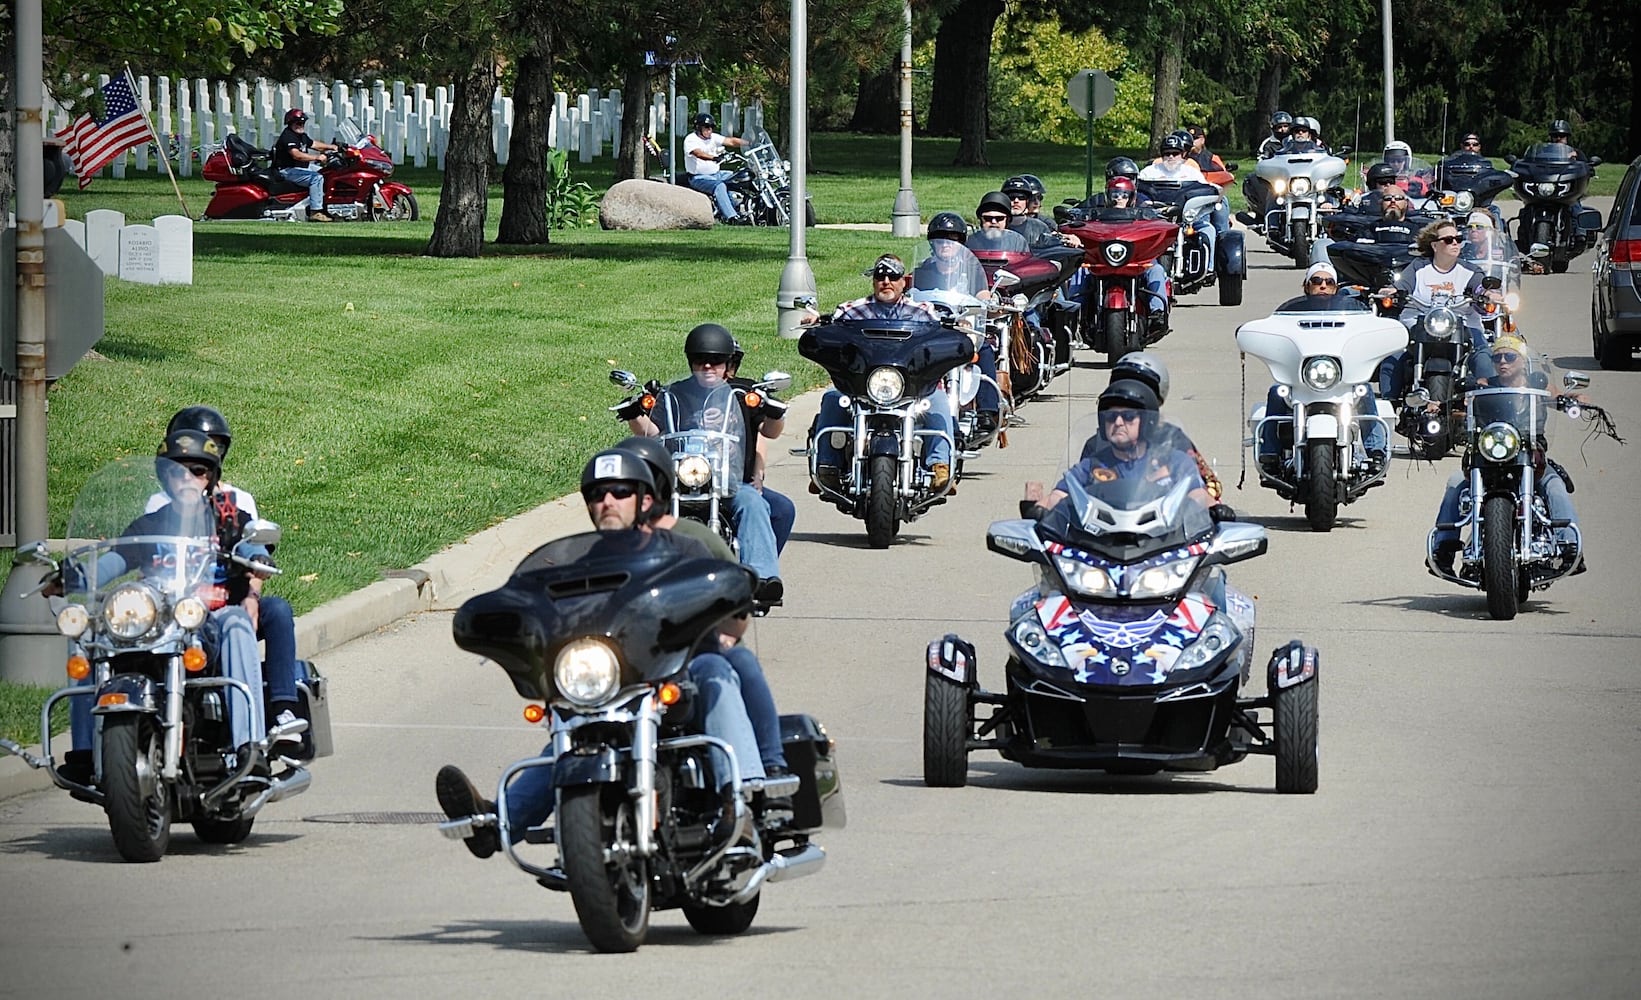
left=721, top=645, right=786, bottom=771
left=259, top=595, right=299, bottom=705
left=976, top=343, right=1001, bottom=414
left=730, top=486, right=780, bottom=580
left=688, top=171, right=738, bottom=220
left=764, top=487, right=795, bottom=553
left=813, top=389, right=953, bottom=471
left=500, top=652, right=767, bottom=841
left=1258, top=385, right=1387, bottom=457
left=279, top=166, right=324, bottom=211
left=1379, top=328, right=1495, bottom=399
left=1433, top=468, right=1578, bottom=546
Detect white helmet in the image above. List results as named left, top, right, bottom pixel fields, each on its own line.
left=1301, top=117, right=1321, bottom=136
left=1110, top=350, right=1171, bottom=404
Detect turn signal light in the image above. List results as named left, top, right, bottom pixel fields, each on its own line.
left=744, top=392, right=762, bottom=408
left=183, top=645, right=208, bottom=672
left=658, top=682, right=683, bottom=706
left=641, top=394, right=656, bottom=411
left=523, top=704, right=546, bottom=724
left=66, top=655, right=90, bottom=681
left=97, top=693, right=129, bottom=708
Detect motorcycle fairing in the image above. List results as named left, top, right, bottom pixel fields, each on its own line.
left=1035, top=591, right=1218, bottom=685
left=798, top=320, right=975, bottom=400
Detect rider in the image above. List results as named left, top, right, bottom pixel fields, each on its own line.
left=1001, top=177, right=1055, bottom=245
left=1377, top=218, right=1499, bottom=401
left=1242, top=111, right=1296, bottom=231
left=1279, top=118, right=1324, bottom=155
left=1080, top=351, right=1228, bottom=510
left=1088, top=176, right=1171, bottom=339
left=623, top=323, right=784, bottom=603
left=1546, top=119, right=1586, bottom=160
left=928, top=212, right=1003, bottom=437
left=1079, top=157, right=1153, bottom=214
left=1140, top=131, right=1224, bottom=262
left=683, top=112, right=750, bottom=225
left=807, top=253, right=958, bottom=492
left=1258, top=111, right=1296, bottom=159
left=1354, top=161, right=1403, bottom=213
left=721, top=341, right=796, bottom=555
left=272, top=109, right=338, bottom=223
left=1429, top=335, right=1585, bottom=574
left=1383, top=140, right=1430, bottom=197
left=434, top=448, right=779, bottom=859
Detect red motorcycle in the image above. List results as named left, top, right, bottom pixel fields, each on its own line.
left=1059, top=212, right=1179, bottom=361
left=966, top=228, right=1083, bottom=395
left=202, top=120, right=418, bottom=222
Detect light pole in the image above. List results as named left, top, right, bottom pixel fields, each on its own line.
left=889, top=0, right=919, bottom=238
left=1382, top=0, right=1395, bottom=146
left=775, top=0, right=817, bottom=339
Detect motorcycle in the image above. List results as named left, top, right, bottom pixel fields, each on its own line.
left=1388, top=281, right=1501, bottom=459
left=1139, top=178, right=1247, bottom=306
left=1428, top=152, right=1517, bottom=219
left=921, top=431, right=1319, bottom=793
left=965, top=227, right=1079, bottom=399
left=1237, top=297, right=1407, bottom=531
left=1426, top=363, right=1618, bottom=619
left=1058, top=209, right=1179, bottom=360
left=800, top=315, right=972, bottom=547
left=445, top=529, right=843, bottom=952
left=1506, top=142, right=1603, bottom=273
left=1253, top=148, right=1351, bottom=266
left=202, top=118, right=418, bottom=222
left=909, top=239, right=1012, bottom=450
left=1460, top=226, right=1524, bottom=341
left=716, top=129, right=816, bottom=228
left=0, top=456, right=328, bottom=862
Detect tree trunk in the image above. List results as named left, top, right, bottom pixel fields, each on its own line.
left=929, top=0, right=1003, bottom=165
left=428, top=58, right=498, bottom=258
left=1, top=23, right=14, bottom=218
left=849, top=58, right=901, bottom=134
left=1253, top=60, right=1283, bottom=153
left=498, top=33, right=552, bottom=245
left=1147, top=19, right=1186, bottom=154
left=615, top=56, right=649, bottom=181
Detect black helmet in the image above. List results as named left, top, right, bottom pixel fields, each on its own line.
left=691, top=112, right=715, bottom=130
left=1365, top=161, right=1398, bottom=186
left=284, top=109, right=309, bottom=126
left=927, top=211, right=968, bottom=243
left=156, top=428, right=224, bottom=482
left=1020, top=173, right=1046, bottom=199
left=1160, top=132, right=1190, bottom=155
left=976, top=190, right=1012, bottom=217
left=1097, top=378, right=1160, bottom=435
left=1001, top=175, right=1034, bottom=199
left=614, top=435, right=674, bottom=505
left=1549, top=119, right=1571, bottom=138
left=1104, top=156, right=1139, bottom=181
left=580, top=449, right=658, bottom=521
left=1110, top=351, right=1171, bottom=404
left=1270, top=110, right=1294, bottom=130
left=167, top=405, right=233, bottom=456
left=684, top=322, right=743, bottom=368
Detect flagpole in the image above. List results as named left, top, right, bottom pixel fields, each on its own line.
left=126, top=64, right=191, bottom=217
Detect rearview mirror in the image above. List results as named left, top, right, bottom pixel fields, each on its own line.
left=610, top=369, right=640, bottom=389
left=1563, top=371, right=1591, bottom=391
left=985, top=518, right=1045, bottom=564
left=240, top=519, right=283, bottom=547
left=1206, top=521, right=1268, bottom=565
left=1336, top=146, right=1354, bottom=158
left=993, top=269, right=1020, bottom=290
left=1483, top=275, right=1502, bottom=290
left=1590, top=156, right=1603, bottom=168
left=758, top=371, right=793, bottom=394
left=1222, top=161, right=1239, bottom=172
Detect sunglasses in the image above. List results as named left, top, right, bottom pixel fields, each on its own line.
left=1162, top=150, right=1184, bottom=157
left=689, top=355, right=731, bottom=367
left=582, top=483, right=638, bottom=503
left=1491, top=351, right=1521, bottom=364
left=1384, top=194, right=1409, bottom=202
left=1434, top=234, right=1464, bottom=245
left=1008, top=194, right=1029, bottom=201
left=869, top=268, right=904, bottom=281
left=1100, top=409, right=1142, bottom=425
left=1461, top=140, right=1481, bottom=147
left=979, top=214, right=1008, bottom=223
left=166, top=462, right=214, bottom=478
left=1306, top=277, right=1337, bottom=288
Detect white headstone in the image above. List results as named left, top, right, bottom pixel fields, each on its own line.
left=154, top=216, right=193, bottom=285
left=63, top=218, right=86, bottom=250
left=85, top=209, right=125, bottom=276
left=118, top=224, right=161, bottom=285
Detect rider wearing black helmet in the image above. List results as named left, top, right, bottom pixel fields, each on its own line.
left=1546, top=119, right=1585, bottom=161
left=1027, top=379, right=1211, bottom=513
left=1259, top=111, right=1295, bottom=159
left=273, top=107, right=337, bottom=222
left=927, top=211, right=969, bottom=244
left=684, top=111, right=750, bottom=224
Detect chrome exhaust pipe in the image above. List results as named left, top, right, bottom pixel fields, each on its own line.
left=765, top=842, right=826, bottom=883
left=239, top=766, right=311, bottom=817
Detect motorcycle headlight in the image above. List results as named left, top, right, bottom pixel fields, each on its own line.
left=173, top=596, right=208, bottom=630
left=1301, top=356, right=1343, bottom=391
left=554, top=638, right=622, bottom=707
left=1478, top=422, right=1521, bottom=462
left=1129, top=555, right=1200, bottom=601
left=1182, top=204, right=1205, bottom=225
left=102, top=583, right=159, bottom=640
left=676, top=454, right=712, bottom=489
left=1536, top=181, right=1558, bottom=197
left=1010, top=613, right=1068, bottom=669
left=1454, top=191, right=1475, bottom=211
left=1424, top=308, right=1459, bottom=342
left=1271, top=178, right=1288, bottom=195
left=1290, top=177, right=1313, bottom=196
left=866, top=367, right=905, bottom=404
left=1052, top=555, right=1118, bottom=599
left=1171, top=613, right=1241, bottom=675
left=56, top=604, right=90, bottom=639
left=1504, top=291, right=1521, bottom=311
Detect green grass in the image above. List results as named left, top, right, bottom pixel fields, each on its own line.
left=1, top=680, right=60, bottom=746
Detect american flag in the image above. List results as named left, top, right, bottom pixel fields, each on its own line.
left=55, top=74, right=152, bottom=190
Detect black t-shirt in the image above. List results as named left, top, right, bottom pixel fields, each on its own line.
left=664, top=375, right=760, bottom=485
left=273, top=126, right=314, bottom=170
left=1368, top=219, right=1417, bottom=243
left=119, top=492, right=255, bottom=604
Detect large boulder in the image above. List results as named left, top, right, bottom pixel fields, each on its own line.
left=599, top=179, right=715, bottom=230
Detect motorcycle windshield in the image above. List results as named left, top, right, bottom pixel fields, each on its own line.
left=1466, top=386, right=1554, bottom=450
left=1041, top=421, right=1214, bottom=560
left=652, top=378, right=744, bottom=498
left=1519, top=142, right=1578, bottom=166
left=798, top=319, right=975, bottom=400
left=334, top=118, right=365, bottom=147
left=1460, top=228, right=1522, bottom=291
left=60, top=455, right=220, bottom=635
left=910, top=239, right=989, bottom=308
left=453, top=529, right=756, bottom=699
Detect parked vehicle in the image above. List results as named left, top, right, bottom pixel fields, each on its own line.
left=0, top=456, right=327, bottom=862
left=1238, top=299, right=1406, bottom=530
left=718, top=129, right=815, bottom=227
left=1254, top=149, right=1351, bottom=265
left=1139, top=178, right=1246, bottom=306
left=1591, top=153, right=1641, bottom=370
left=1507, top=142, right=1602, bottom=273
left=1058, top=211, right=1179, bottom=360
left=922, top=466, right=1319, bottom=793
left=202, top=119, right=417, bottom=222
left=447, top=530, right=843, bottom=952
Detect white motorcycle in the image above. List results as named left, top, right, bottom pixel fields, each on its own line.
left=1255, top=149, right=1351, bottom=266
left=1238, top=300, right=1407, bottom=531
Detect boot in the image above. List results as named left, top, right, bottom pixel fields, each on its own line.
left=436, top=765, right=500, bottom=859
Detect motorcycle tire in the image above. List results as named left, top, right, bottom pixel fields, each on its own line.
left=1482, top=494, right=1520, bottom=620
left=1273, top=675, right=1320, bottom=794
left=683, top=893, right=761, bottom=935
left=1290, top=222, right=1311, bottom=268
left=370, top=190, right=419, bottom=222
left=1104, top=310, right=1130, bottom=361
left=192, top=815, right=256, bottom=845
left=1550, top=258, right=1569, bottom=274
left=1303, top=440, right=1339, bottom=532
left=1218, top=270, right=1244, bottom=307
left=560, top=784, right=652, bottom=953
left=922, top=671, right=971, bottom=788
left=865, top=454, right=899, bottom=549
left=102, top=714, right=172, bottom=863
left=1423, top=374, right=1454, bottom=457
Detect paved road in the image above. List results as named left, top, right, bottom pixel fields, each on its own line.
left=4, top=219, right=1639, bottom=999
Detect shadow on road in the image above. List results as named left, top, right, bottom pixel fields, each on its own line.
left=881, top=765, right=1257, bottom=796
left=366, top=918, right=803, bottom=954
left=784, top=530, right=936, bottom=549
left=0, top=825, right=300, bottom=863
left=1234, top=512, right=1372, bottom=534
left=1346, top=590, right=1571, bottom=621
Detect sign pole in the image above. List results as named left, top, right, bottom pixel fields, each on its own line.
left=1085, top=74, right=1096, bottom=201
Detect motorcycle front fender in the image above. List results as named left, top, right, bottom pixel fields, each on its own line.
left=1104, top=285, right=1129, bottom=311
left=1217, top=228, right=1246, bottom=276
left=1268, top=640, right=1319, bottom=691
left=868, top=432, right=902, bottom=458
left=1304, top=414, right=1340, bottom=441
left=926, top=634, right=977, bottom=686
left=553, top=746, right=625, bottom=788
left=1422, top=357, right=1455, bottom=377
left=91, top=673, right=160, bottom=715
left=378, top=180, right=415, bottom=201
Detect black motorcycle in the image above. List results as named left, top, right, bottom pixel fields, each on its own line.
left=801, top=317, right=973, bottom=547
left=446, top=529, right=843, bottom=952
left=1429, top=152, right=1517, bottom=218
left=1506, top=142, right=1603, bottom=273
left=1138, top=178, right=1247, bottom=306
left=1389, top=282, right=1499, bottom=459
left=719, top=129, right=816, bottom=228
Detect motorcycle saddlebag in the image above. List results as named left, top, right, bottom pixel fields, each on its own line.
left=294, top=660, right=335, bottom=759
left=779, top=713, right=846, bottom=832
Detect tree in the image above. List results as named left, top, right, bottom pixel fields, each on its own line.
left=926, top=0, right=1005, bottom=165
left=498, top=7, right=554, bottom=245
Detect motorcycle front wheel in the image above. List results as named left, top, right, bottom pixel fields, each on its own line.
left=923, top=671, right=971, bottom=787
left=865, top=454, right=899, bottom=549
left=1273, top=676, right=1320, bottom=794
left=1482, top=494, right=1520, bottom=620
left=560, top=784, right=652, bottom=953
left=102, top=714, right=172, bottom=862
left=370, top=190, right=419, bottom=222
left=1423, top=374, right=1454, bottom=457
left=1303, top=440, right=1338, bottom=532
